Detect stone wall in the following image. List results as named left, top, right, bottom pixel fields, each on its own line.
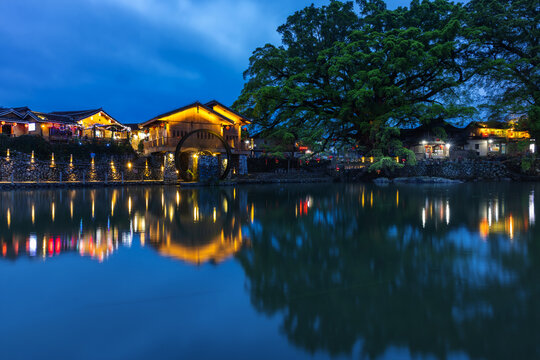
left=400, top=159, right=510, bottom=180
left=198, top=155, right=219, bottom=182
left=0, top=150, right=253, bottom=184
left=0, top=151, right=168, bottom=183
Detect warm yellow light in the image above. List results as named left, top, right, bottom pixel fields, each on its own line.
left=127, top=162, right=132, bottom=169
left=31, top=205, right=35, bottom=224
left=6, top=209, right=10, bottom=229
left=51, top=202, right=55, bottom=222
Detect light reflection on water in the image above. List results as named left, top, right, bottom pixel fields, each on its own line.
left=0, top=187, right=250, bottom=265
left=0, top=183, right=539, bottom=359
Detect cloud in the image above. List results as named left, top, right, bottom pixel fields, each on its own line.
left=88, top=0, right=281, bottom=62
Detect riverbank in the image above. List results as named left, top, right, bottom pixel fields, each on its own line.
left=0, top=176, right=335, bottom=190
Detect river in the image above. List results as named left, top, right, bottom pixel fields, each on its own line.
left=0, top=183, right=538, bottom=359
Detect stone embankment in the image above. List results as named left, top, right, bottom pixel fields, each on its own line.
left=373, top=176, right=463, bottom=185
left=400, top=159, right=512, bottom=181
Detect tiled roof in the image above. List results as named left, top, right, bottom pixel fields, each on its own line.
left=140, top=101, right=235, bottom=127
left=204, top=100, right=251, bottom=124
left=50, top=108, right=102, bottom=121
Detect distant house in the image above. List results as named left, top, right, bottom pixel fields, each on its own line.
left=49, top=108, right=130, bottom=141
left=400, top=120, right=468, bottom=160
left=139, top=100, right=251, bottom=156
left=0, top=106, right=129, bottom=142
left=463, top=121, right=532, bottom=156
left=401, top=119, right=535, bottom=159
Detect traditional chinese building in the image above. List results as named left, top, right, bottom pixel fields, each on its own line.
left=138, top=100, right=251, bottom=156
left=0, top=106, right=129, bottom=141
left=463, top=120, right=532, bottom=156
left=400, top=120, right=468, bottom=159
left=401, top=119, right=534, bottom=159
left=49, top=108, right=130, bottom=141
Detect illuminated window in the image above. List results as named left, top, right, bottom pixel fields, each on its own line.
left=28, top=123, right=36, bottom=132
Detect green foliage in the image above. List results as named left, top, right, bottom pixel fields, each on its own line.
left=235, top=0, right=476, bottom=156
left=465, top=0, right=539, bottom=137
left=397, top=147, right=417, bottom=166
left=368, top=156, right=404, bottom=173
left=521, top=157, right=532, bottom=172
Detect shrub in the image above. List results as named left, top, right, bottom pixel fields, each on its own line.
left=368, top=156, right=404, bottom=173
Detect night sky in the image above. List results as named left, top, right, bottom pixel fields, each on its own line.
left=1, top=0, right=412, bottom=124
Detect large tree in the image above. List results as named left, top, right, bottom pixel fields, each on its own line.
left=466, top=0, right=540, bottom=138
left=234, top=0, right=476, bottom=156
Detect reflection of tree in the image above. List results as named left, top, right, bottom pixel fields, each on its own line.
left=238, top=184, right=540, bottom=359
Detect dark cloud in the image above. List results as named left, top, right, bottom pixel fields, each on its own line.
left=0, top=0, right=412, bottom=123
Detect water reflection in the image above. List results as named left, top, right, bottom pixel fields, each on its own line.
left=0, top=187, right=250, bottom=265
left=0, top=183, right=539, bottom=359
left=235, top=183, right=539, bottom=359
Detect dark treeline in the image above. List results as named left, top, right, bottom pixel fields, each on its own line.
left=234, top=0, right=539, bottom=158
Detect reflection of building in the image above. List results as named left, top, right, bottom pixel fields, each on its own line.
left=0, top=229, right=133, bottom=263
left=1, top=188, right=250, bottom=265
left=144, top=189, right=250, bottom=265
left=478, top=193, right=535, bottom=240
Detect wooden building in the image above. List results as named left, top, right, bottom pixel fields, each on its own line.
left=139, top=100, right=251, bottom=156
left=401, top=119, right=534, bottom=159
left=0, top=106, right=129, bottom=142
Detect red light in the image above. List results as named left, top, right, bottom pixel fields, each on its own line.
left=48, top=238, right=54, bottom=256
left=2, top=243, right=6, bottom=257
left=55, top=237, right=61, bottom=254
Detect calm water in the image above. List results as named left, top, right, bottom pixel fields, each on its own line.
left=0, top=183, right=539, bottom=359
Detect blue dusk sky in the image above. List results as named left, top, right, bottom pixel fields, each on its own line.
left=1, top=0, right=413, bottom=123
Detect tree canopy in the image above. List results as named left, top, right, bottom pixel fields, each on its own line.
left=466, top=0, right=539, bottom=138
left=234, top=0, right=539, bottom=156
